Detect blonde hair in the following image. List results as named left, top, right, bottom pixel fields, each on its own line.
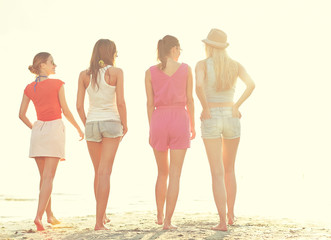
left=205, top=45, right=238, bottom=91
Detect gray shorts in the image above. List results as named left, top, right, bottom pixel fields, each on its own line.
left=201, top=107, right=240, bottom=139
left=85, top=120, right=123, bottom=142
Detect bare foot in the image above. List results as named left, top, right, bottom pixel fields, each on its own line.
left=47, top=216, right=61, bottom=225
left=155, top=214, right=164, bottom=225
left=34, top=218, right=45, bottom=231
left=94, top=224, right=109, bottom=230
left=103, top=215, right=111, bottom=224
left=211, top=222, right=228, bottom=231
left=227, top=213, right=235, bottom=225
left=163, top=223, right=177, bottom=230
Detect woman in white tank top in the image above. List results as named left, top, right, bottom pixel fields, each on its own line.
left=76, top=39, right=127, bottom=230
left=195, top=29, right=255, bottom=231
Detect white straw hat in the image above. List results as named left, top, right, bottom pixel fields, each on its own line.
left=202, top=28, right=229, bottom=49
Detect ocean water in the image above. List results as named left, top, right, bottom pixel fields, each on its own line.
left=2, top=91, right=331, bottom=226
left=1, top=144, right=330, bottom=226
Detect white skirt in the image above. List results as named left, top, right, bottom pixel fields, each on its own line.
left=29, top=119, right=65, bottom=160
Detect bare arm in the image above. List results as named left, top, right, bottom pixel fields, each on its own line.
left=145, top=69, right=154, bottom=126
left=234, top=62, right=255, bottom=110
left=195, top=60, right=211, bottom=119
left=19, top=94, right=33, bottom=129
left=186, top=66, right=196, bottom=140
left=115, top=68, right=128, bottom=136
left=59, top=85, right=84, bottom=140
left=76, top=71, right=88, bottom=125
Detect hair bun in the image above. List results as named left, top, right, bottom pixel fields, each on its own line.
left=28, top=65, right=38, bottom=74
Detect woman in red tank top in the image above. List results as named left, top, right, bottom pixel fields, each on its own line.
left=19, top=52, right=84, bottom=231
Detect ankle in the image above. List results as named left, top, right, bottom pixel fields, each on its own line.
left=164, top=218, right=171, bottom=225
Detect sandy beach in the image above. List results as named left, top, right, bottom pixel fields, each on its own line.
left=0, top=211, right=330, bottom=240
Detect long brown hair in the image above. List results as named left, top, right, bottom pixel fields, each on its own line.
left=157, top=35, right=179, bottom=70
left=88, top=39, right=117, bottom=90
left=28, top=52, right=51, bottom=75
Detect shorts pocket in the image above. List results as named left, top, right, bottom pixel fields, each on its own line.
left=230, top=117, right=241, bottom=136
left=85, top=122, right=95, bottom=139
left=201, top=118, right=217, bottom=135
left=100, top=121, right=123, bottom=138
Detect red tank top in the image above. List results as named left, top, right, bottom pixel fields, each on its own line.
left=24, top=79, right=64, bottom=121
left=150, top=63, right=188, bottom=107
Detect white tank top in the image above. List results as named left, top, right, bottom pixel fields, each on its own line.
left=205, top=58, right=236, bottom=103
left=86, top=65, right=120, bottom=123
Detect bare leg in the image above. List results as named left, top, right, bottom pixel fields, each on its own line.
left=44, top=190, right=60, bottom=225
left=222, top=138, right=240, bottom=225
left=163, top=149, right=186, bottom=230
left=94, top=137, right=120, bottom=230
left=203, top=138, right=227, bottom=231
left=34, top=157, right=59, bottom=231
left=153, top=149, right=169, bottom=225
left=35, top=159, right=61, bottom=225
left=87, top=141, right=110, bottom=224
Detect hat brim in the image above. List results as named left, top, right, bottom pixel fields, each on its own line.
left=202, top=39, right=229, bottom=49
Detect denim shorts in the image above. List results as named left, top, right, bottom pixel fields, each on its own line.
left=85, top=120, right=123, bottom=142
left=201, top=107, right=240, bottom=139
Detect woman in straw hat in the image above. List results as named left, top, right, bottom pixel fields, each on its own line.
left=76, top=39, right=127, bottom=230
left=195, top=28, right=255, bottom=231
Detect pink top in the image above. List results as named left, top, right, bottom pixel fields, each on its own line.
left=150, top=63, right=188, bottom=107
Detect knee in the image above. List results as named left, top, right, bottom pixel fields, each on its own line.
left=211, top=169, right=224, bottom=180
left=168, top=171, right=182, bottom=182
left=224, top=166, right=235, bottom=175
left=97, top=168, right=112, bottom=178
left=42, top=173, right=55, bottom=182
left=157, top=170, right=169, bottom=179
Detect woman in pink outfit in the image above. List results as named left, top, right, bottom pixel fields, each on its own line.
left=145, top=35, right=195, bottom=229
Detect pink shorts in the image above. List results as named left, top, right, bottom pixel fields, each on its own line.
left=149, top=106, right=190, bottom=151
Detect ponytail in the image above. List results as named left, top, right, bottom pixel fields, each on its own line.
left=157, top=39, right=167, bottom=70
left=157, top=35, right=179, bottom=70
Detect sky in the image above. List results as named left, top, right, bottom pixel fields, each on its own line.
left=0, top=0, right=331, bottom=223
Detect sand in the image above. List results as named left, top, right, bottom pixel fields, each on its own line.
left=0, top=211, right=330, bottom=240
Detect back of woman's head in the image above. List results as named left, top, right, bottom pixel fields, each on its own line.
left=206, top=45, right=238, bottom=91
left=89, top=39, right=117, bottom=89
left=157, top=35, right=179, bottom=70
left=28, top=52, right=51, bottom=75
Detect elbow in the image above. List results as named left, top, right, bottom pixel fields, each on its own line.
left=76, top=104, right=84, bottom=113
left=117, top=101, right=126, bottom=109
left=62, top=109, right=70, bottom=117
left=195, top=86, right=203, bottom=96
left=19, top=113, right=24, bottom=120
left=250, top=82, right=256, bottom=91
left=146, top=101, right=154, bottom=110
left=186, top=97, right=194, bottom=107
left=195, top=86, right=202, bottom=92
